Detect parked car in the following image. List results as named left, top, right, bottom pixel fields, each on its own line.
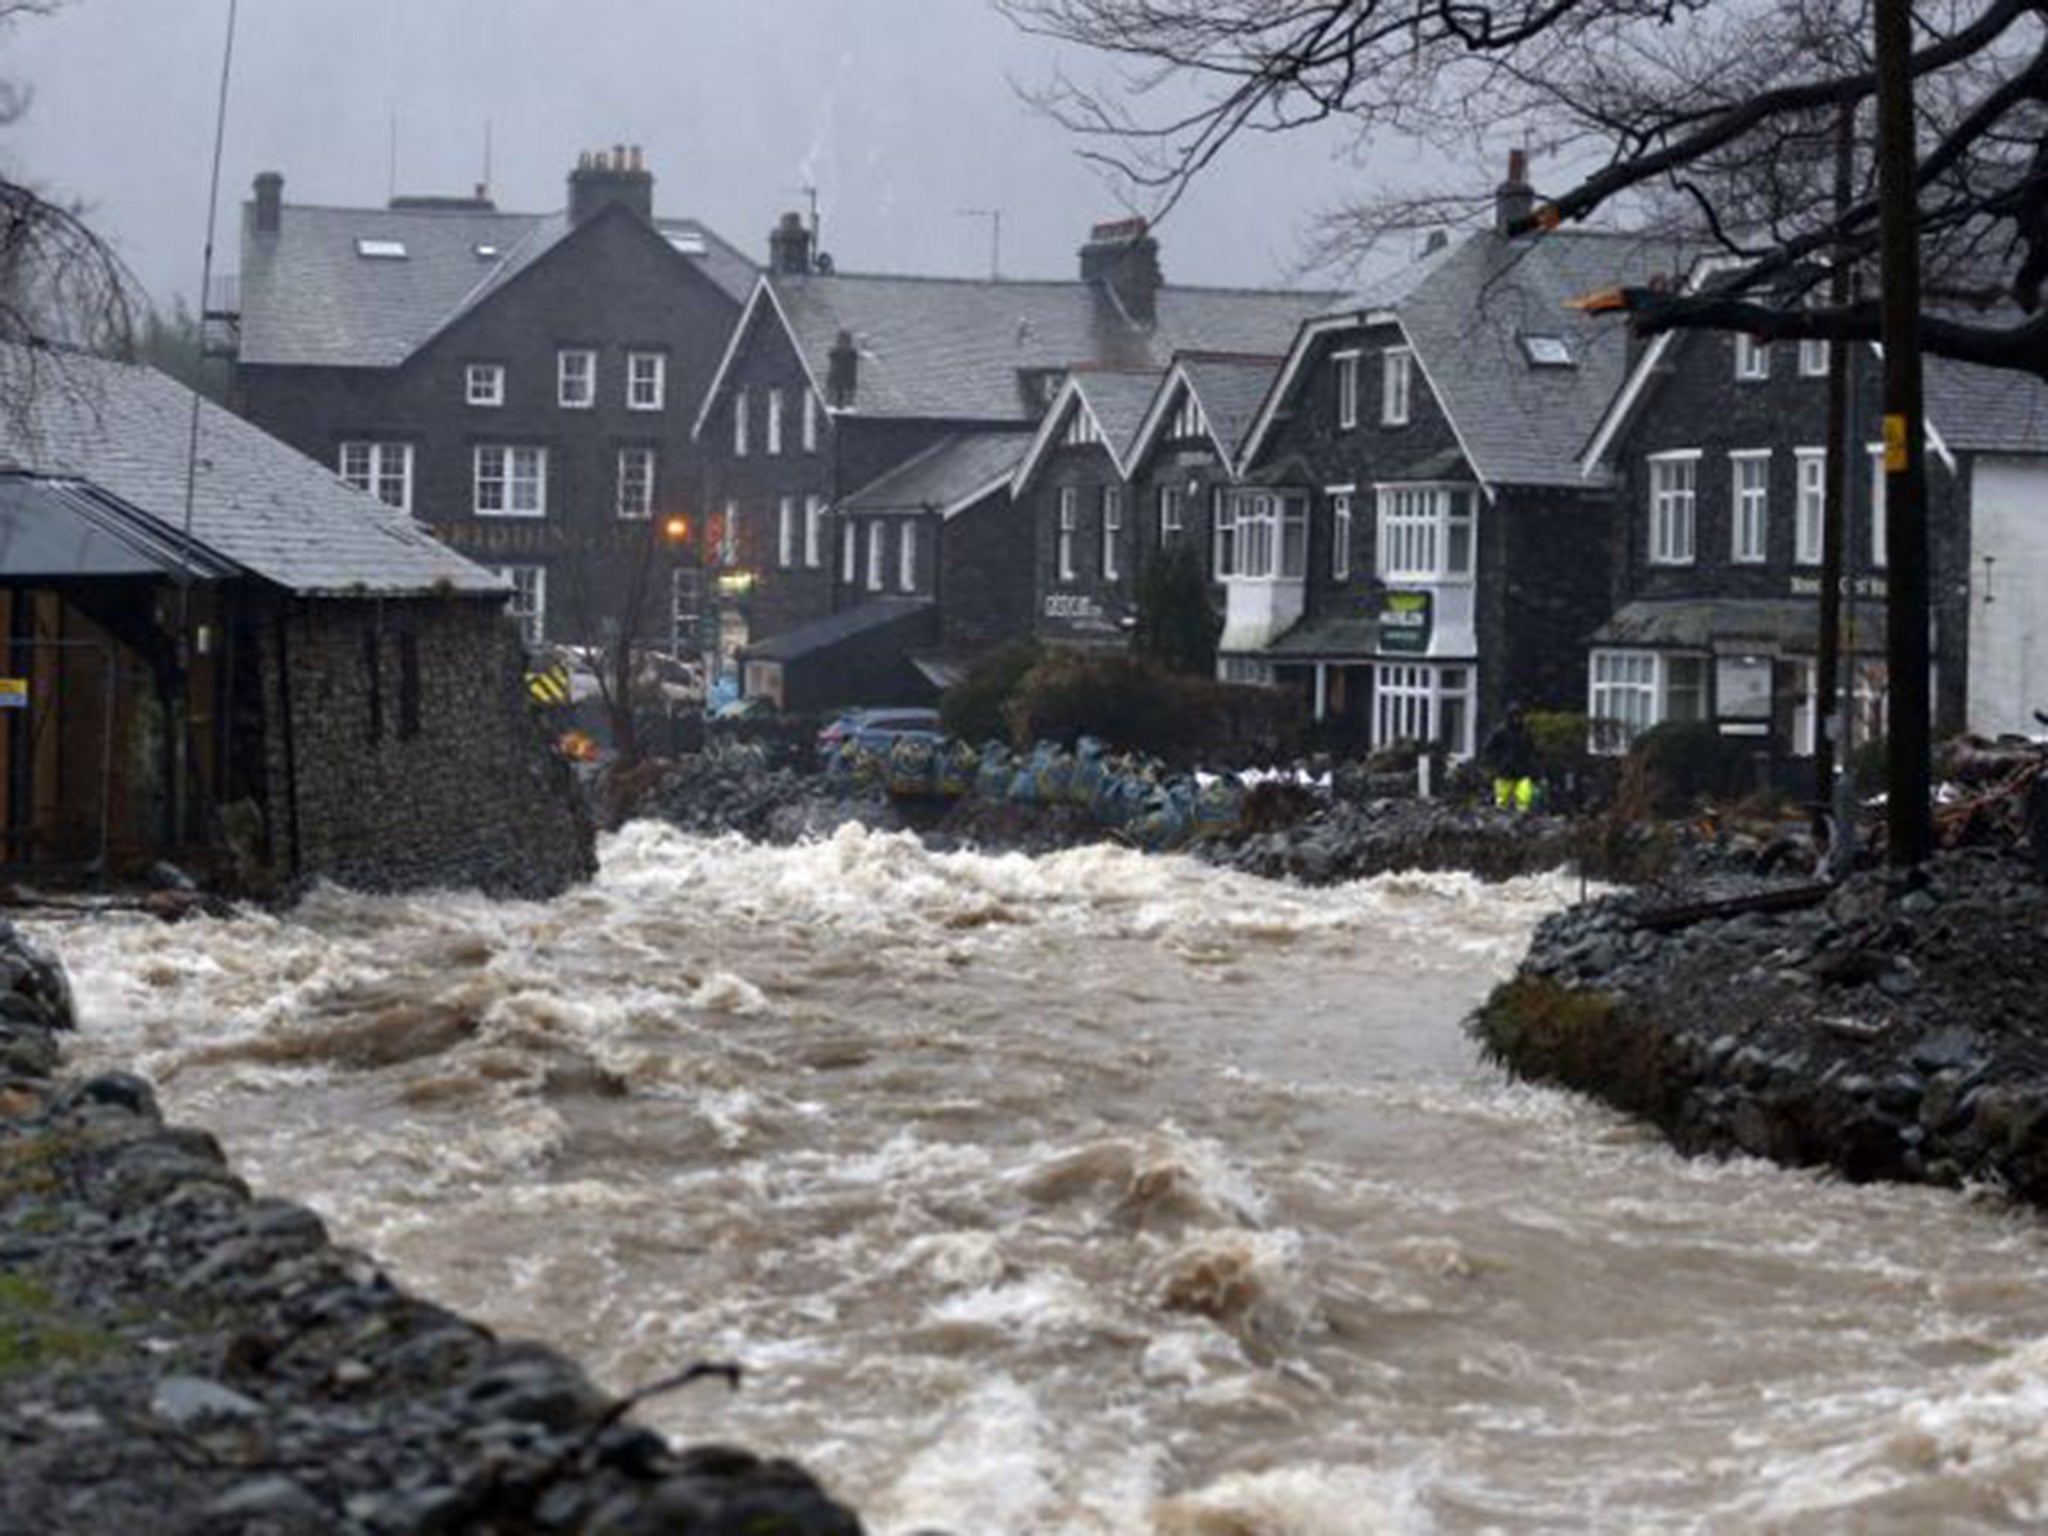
left=709, top=695, right=777, bottom=722
left=817, top=706, right=943, bottom=755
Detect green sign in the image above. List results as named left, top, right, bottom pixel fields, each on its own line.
left=1378, top=590, right=1433, bottom=654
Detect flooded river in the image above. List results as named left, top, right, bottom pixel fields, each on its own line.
left=30, top=822, right=2048, bottom=1533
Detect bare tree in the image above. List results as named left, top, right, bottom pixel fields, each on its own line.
left=0, top=1, right=140, bottom=362
left=997, top=0, right=2048, bottom=377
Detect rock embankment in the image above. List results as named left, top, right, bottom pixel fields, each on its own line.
left=1472, top=847, right=2048, bottom=1200
left=0, top=921, right=864, bottom=1536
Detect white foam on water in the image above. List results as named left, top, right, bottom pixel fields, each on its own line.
left=1153, top=1461, right=1436, bottom=1536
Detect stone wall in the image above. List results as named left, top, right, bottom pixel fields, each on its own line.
left=259, top=594, right=595, bottom=898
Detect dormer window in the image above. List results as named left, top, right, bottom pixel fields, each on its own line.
left=355, top=238, right=407, bottom=260
left=1521, top=335, right=1575, bottom=368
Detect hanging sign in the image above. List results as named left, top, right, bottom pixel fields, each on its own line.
left=0, top=679, right=26, bottom=709
left=1377, top=590, right=1433, bottom=654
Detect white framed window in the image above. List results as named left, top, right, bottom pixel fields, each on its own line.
left=1330, top=488, right=1354, bottom=581
left=1171, top=388, right=1205, bottom=441
left=465, top=363, right=504, bottom=408
left=1790, top=658, right=1889, bottom=757
left=1058, top=487, right=1078, bottom=582
left=734, top=388, right=749, bottom=457
left=1799, top=338, right=1831, bottom=377
left=474, top=445, right=547, bottom=517
left=1063, top=405, right=1102, bottom=447
left=627, top=351, right=666, bottom=411
left=1373, top=663, right=1473, bottom=757
left=777, top=495, right=797, bottom=568
left=338, top=441, right=413, bottom=513
left=1227, top=490, right=1308, bottom=580
left=1647, top=452, right=1699, bottom=566
left=669, top=566, right=701, bottom=656
left=1159, top=485, right=1185, bottom=541
left=1589, top=649, right=1709, bottom=752
left=1376, top=484, right=1477, bottom=582
left=1730, top=450, right=1770, bottom=564
left=1334, top=351, right=1360, bottom=430
left=719, top=501, right=740, bottom=567
left=1381, top=347, right=1413, bottom=426
left=804, top=495, right=826, bottom=568
left=899, top=522, right=918, bottom=591
left=616, top=447, right=656, bottom=519
left=1211, top=488, right=1236, bottom=578
left=490, top=565, right=546, bottom=648
left=1868, top=444, right=1889, bottom=569
left=841, top=519, right=858, bottom=584
left=866, top=519, right=886, bottom=591
left=1734, top=333, right=1769, bottom=380
left=557, top=348, right=596, bottom=409
left=767, top=388, right=784, bottom=455
left=1101, top=487, right=1123, bottom=580
left=802, top=391, right=820, bottom=453
left=1795, top=448, right=1826, bottom=565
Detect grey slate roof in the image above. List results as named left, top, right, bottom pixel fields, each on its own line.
left=1593, top=597, right=1886, bottom=654
left=0, top=346, right=503, bottom=597
left=1926, top=353, right=2048, bottom=456
left=742, top=596, right=933, bottom=662
left=770, top=271, right=1338, bottom=422
left=1394, top=229, right=1698, bottom=488
left=840, top=432, right=1029, bottom=518
left=1073, top=368, right=1168, bottom=466
left=237, top=200, right=753, bottom=369
left=1177, top=354, right=1284, bottom=462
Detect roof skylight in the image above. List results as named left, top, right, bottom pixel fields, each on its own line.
left=355, top=238, right=409, bottom=260
left=666, top=232, right=707, bottom=256
left=474, top=243, right=500, bottom=260
left=1522, top=334, right=1575, bottom=367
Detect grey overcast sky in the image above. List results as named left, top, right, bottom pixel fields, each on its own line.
left=1, top=0, right=1390, bottom=310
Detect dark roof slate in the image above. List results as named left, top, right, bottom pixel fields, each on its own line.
left=840, top=432, right=1029, bottom=518
left=0, top=346, right=502, bottom=596
left=1177, top=354, right=1284, bottom=462
left=1926, top=353, right=2048, bottom=456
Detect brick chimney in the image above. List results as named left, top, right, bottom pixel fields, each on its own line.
left=568, top=144, right=654, bottom=226
left=827, top=329, right=859, bottom=408
left=1496, top=149, right=1535, bottom=235
left=769, top=210, right=813, bottom=275
left=253, top=171, right=283, bottom=235
left=1079, top=216, right=1162, bottom=324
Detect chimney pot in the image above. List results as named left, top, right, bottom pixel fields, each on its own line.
left=253, top=170, right=283, bottom=235
left=1078, top=216, right=1161, bottom=324
left=769, top=210, right=814, bottom=276
left=568, top=145, right=655, bottom=226
left=827, top=328, right=859, bottom=407
left=1496, top=147, right=1536, bottom=236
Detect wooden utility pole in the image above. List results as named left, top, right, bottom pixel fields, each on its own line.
left=1874, top=0, right=1933, bottom=867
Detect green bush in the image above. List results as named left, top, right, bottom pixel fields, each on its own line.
left=940, top=641, right=1043, bottom=745
left=1000, top=649, right=1299, bottom=761
left=1627, top=719, right=1761, bottom=814
left=1132, top=542, right=1222, bottom=676
left=1525, top=710, right=1591, bottom=777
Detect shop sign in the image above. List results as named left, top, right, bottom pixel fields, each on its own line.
left=0, top=679, right=25, bottom=709
left=1791, top=574, right=1888, bottom=599
left=1377, top=590, right=1433, bottom=654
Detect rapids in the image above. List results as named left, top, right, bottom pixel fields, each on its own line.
left=30, top=822, right=2048, bottom=1534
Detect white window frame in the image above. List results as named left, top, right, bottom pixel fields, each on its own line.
left=1057, top=487, right=1077, bottom=583
left=473, top=445, right=547, bottom=518
left=804, top=495, right=826, bottom=569
left=1868, top=444, right=1889, bottom=569
left=1159, top=484, right=1185, bottom=541
left=841, top=519, right=858, bottom=584
left=339, top=441, right=413, bottom=513
left=1734, top=333, right=1769, bottom=381
left=1381, top=347, right=1413, bottom=426
left=465, top=363, right=504, bottom=408
left=767, top=387, right=784, bottom=455
left=1729, top=450, right=1770, bottom=564
left=1334, top=350, right=1360, bottom=430
left=1101, top=486, right=1123, bottom=580
left=616, top=446, right=656, bottom=520
left=1211, top=487, right=1236, bottom=579
left=490, top=564, right=546, bottom=648
left=802, top=390, right=820, bottom=453
left=1330, top=487, right=1355, bottom=581
left=899, top=521, right=918, bottom=591
left=627, top=351, right=666, bottom=411
left=1647, top=452, right=1699, bottom=566
left=1375, top=483, right=1477, bottom=583
left=1798, top=338, right=1831, bottom=378
left=866, top=519, right=886, bottom=592
left=1227, top=490, right=1308, bottom=581
left=777, top=495, right=797, bottom=568
left=557, top=348, right=596, bottom=409
left=1588, top=649, right=1709, bottom=753
left=1372, top=663, right=1473, bottom=758
left=734, top=387, right=749, bottom=458
left=1795, top=447, right=1826, bottom=566
left=669, top=567, right=700, bottom=656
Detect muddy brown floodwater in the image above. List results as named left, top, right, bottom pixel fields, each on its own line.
left=33, top=822, right=2048, bottom=1534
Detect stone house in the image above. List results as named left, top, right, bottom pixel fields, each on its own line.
left=1227, top=159, right=1695, bottom=753
left=0, top=345, right=591, bottom=895
left=217, top=147, right=752, bottom=654
left=691, top=216, right=1336, bottom=703
left=1580, top=314, right=2048, bottom=761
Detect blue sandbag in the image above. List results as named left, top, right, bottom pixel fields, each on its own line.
left=886, top=733, right=942, bottom=798
left=975, top=742, right=1013, bottom=801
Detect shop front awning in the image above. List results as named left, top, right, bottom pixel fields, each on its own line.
left=1592, top=598, right=1889, bottom=656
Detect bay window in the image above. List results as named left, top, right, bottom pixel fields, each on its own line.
left=1589, top=649, right=1709, bottom=752
left=1227, top=490, right=1308, bottom=580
